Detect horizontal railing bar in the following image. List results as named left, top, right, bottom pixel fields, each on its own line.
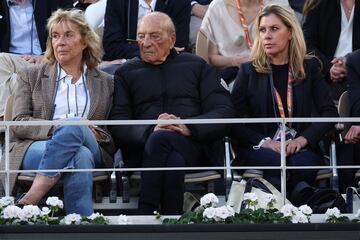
left=1, top=117, right=360, bottom=127
left=0, top=165, right=359, bottom=174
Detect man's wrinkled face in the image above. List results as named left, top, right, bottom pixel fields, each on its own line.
left=137, top=16, right=176, bottom=65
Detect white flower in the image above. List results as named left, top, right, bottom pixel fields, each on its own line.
left=21, top=205, right=41, bottom=220
left=226, top=205, right=235, bottom=217
left=243, top=192, right=258, bottom=202
left=325, top=207, right=341, bottom=219
left=291, top=211, right=309, bottom=224
left=41, top=207, right=51, bottom=216
left=62, top=213, right=82, bottom=225
left=355, top=209, right=360, bottom=218
left=299, top=205, right=313, bottom=215
left=257, top=193, right=277, bottom=209
left=46, top=197, right=64, bottom=209
left=0, top=196, right=14, bottom=207
left=203, top=207, right=216, bottom=219
left=214, top=205, right=235, bottom=221
left=200, top=193, right=219, bottom=207
left=118, top=214, right=129, bottom=224
left=2, top=205, right=23, bottom=219
left=88, top=212, right=102, bottom=220
left=263, top=193, right=274, bottom=205
left=280, top=204, right=298, bottom=217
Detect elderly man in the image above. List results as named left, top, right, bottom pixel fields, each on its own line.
left=109, top=12, right=234, bottom=215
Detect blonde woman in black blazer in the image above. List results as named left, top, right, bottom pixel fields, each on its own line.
left=231, top=5, right=338, bottom=202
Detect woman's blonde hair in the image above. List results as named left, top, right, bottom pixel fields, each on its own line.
left=44, top=9, right=102, bottom=70
left=251, top=5, right=311, bottom=82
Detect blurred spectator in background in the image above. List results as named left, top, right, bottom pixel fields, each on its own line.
left=332, top=49, right=360, bottom=191
left=73, top=0, right=99, bottom=10
left=288, top=0, right=305, bottom=22
left=83, top=0, right=106, bottom=30
left=302, top=0, right=360, bottom=100
left=302, top=0, right=321, bottom=19
left=189, top=0, right=212, bottom=49
left=0, top=0, right=73, bottom=120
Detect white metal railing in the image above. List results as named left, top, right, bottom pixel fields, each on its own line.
left=1, top=118, right=360, bottom=203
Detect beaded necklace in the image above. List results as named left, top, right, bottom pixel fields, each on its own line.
left=235, top=0, right=264, bottom=48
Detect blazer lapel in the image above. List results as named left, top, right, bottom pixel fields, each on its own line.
left=353, top=0, right=360, bottom=50
left=41, top=64, right=57, bottom=120
left=86, top=69, right=101, bottom=119
left=259, top=73, right=269, bottom=117
left=129, top=0, right=139, bottom=39
left=293, top=80, right=304, bottom=131
left=258, top=73, right=270, bottom=134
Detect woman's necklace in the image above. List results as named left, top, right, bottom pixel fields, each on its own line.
left=342, top=0, right=355, bottom=19
left=235, top=0, right=264, bottom=48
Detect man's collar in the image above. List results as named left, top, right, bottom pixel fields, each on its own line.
left=142, top=48, right=178, bottom=65
left=138, top=0, right=157, bottom=11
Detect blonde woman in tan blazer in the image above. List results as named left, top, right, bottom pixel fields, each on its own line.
left=3, top=9, right=114, bottom=215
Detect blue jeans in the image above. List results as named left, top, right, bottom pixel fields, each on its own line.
left=22, top=125, right=102, bottom=216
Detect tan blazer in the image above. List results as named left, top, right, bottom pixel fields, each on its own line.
left=1, top=63, right=114, bottom=195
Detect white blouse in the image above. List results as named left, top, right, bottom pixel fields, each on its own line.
left=334, top=2, right=354, bottom=58
left=52, top=65, right=90, bottom=120
left=200, top=0, right=290, bottom=59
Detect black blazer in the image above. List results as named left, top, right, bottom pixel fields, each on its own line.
left=347, top=49, right=360, bottom=117
left=102, top=0, right=190, bottom=61
left=0, top=0, right=74, bottom=53
left=231, top=59, right=338, bottom=149
left=302, top=0, right=360, bottom=79
left=194, top=0, right=212, bottom=4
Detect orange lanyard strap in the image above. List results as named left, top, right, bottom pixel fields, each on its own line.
left=235, top=0, right=264, bottom=49
left=273, top=68, right=294, bottom=119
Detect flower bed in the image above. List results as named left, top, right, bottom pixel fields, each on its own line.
left=0, top=196, right=125, bottom=225
left=159, top=193, right=360, bottom=224
left=0, top=193, right=359, bottom=225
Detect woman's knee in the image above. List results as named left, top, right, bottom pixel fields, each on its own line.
left=246, top=148, right=281, bottom=166
left=288, top=150, right=322, bottom=166
left=54, top=125, right=89, bottom=140
left=73, top=146, right=95, bottom=169
left=22, top=141, right=47, bottom=170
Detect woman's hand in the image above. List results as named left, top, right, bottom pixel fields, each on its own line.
left=285, top=136, right=308, bottom=156
left=261, top=136, right=308, bottom=156
left=191, top=3, right=209, bottom=19
left=261, top=139, right=281, bottom=153
left=230, top=55, right=250, bottom=68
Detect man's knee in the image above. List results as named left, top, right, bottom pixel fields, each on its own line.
left=145, top=130, right=181, bottom=152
